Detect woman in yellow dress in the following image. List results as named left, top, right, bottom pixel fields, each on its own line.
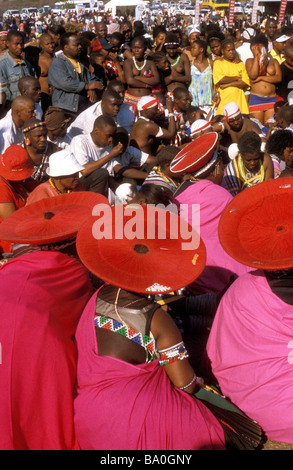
left=213, top=39, right=251, bottom=116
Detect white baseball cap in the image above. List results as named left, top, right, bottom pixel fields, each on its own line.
left=275, top=34, right=290, bottom=43
left=46, top=149, right=85, bottom=177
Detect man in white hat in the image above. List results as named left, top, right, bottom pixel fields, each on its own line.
left=212, top=102, right=265, bottom=146
left=26, top=149, right=85, bottom=204
left=190, top=119, right=212, bottom=139
left=270, top=31, right=291, bottom=64
left=129, top=95, right=176, bottom=155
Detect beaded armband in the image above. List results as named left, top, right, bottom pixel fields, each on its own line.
left=158, top=341, right=189, bottom=366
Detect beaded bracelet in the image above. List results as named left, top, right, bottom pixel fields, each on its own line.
left=158, top=341, right=189, bottom=366
left=178, top=374, right=197, bottom=390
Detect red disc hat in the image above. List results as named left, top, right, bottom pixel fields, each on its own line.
left=218, top=178, right=293, bottom=270
left=170, top=132, right=218, bottom=174
left=0, top=192, right=110, bottom=244
left=76, top=203, right=206, bottom=294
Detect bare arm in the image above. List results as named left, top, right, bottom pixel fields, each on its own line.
left=151, top=307, right=200, bottom=393
left=220, top=79, right=248, bottom=90
left=0, top=201, right=17, bottom=220
left=264, top=153, right=274, bottom=180
left=131, top=60, right=161, bottom=87
left=123, top=59, right=152, bottom=89
left=245, top=56, right=260, bottom=80
left=216, top=75, right=243, bottom=85
left=113, top=164, right=148, bottom=179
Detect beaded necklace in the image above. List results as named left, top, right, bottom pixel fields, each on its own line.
left=238, top=154, right=265, bottom=186
left=133, top=57, right=147, bottom=71
left=166, top=53, right=181, bottom=68
left=156, top=165, right=180, bottom=188
left=49, top=178, right=71, bottom=194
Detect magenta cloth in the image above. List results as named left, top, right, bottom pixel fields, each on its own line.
left=0, top=251, right=93, bottom=450
left=73, top=290, right=226, bottom=450
left=207, top=270, right=293, bottom=444
left=175, top=180, right=250, bottom=294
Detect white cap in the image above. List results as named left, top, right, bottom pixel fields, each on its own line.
left=190, top=119, right=212, bottom=136
left=242, top=28, right=256, bottom=41
left=189, top=27, right=201, bottom=34
left=46, top=149, right=84, bottom=177
left=223, top=102, right=241, bottom=121
left=228, top=143, right=239, bottom=160
left=275, top=34, right=290, bottom=43
left=137, top=96, right=159, bottom=112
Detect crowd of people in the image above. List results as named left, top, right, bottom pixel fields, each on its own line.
left=1, top=4, right=293, bottom=451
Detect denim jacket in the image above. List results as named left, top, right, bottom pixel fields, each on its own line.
left=48, top=54, right=97, bottom=113
left=0, top=52, right=36, bottom=103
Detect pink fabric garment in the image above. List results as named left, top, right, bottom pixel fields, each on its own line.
left=26, top=182, right=58, bottom=204
left=207, top=270, right=293, bottom=444
left=175, top=180, right=250, bottom=294
left=73, top=291, right=226, bottom=451
left=0, top=251, right=93, bottom=450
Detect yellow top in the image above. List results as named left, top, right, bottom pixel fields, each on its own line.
left=213, top=59, right=250, bottom=115
left=65, top=55, right=82, bottom=74
left=270, top=48, right=285, bottom=64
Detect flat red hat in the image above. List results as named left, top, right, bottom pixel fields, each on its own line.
left=170, top=132, right=218, bottom=174
left=0, top=192, right=109, bottom=244
left=76, top=203, right=206, bottom=294
left=218, top=178, right=293, bottom=270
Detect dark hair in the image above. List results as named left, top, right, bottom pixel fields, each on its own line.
left=221, top=38, right=235, bottom=51
left=151, top=51, right=167, bottom=64
left=130, top=35, right=147, bottom=48
left=250, top=33, right=268, bottom=49
left=207, top=30, right=225, bottom=45
left=101, top=89, right=122, bottom=103
left=49, top=25, right=66, bottom=36
left=153, top=25, right=166, bottom=40
left=133, top=20, right=145, bottom=34
left=93, top=114, right=116, bottom=130
left=278, top=105, right=293, bottom=124
left=89, top=50, right=105, bottom=64
left=110, top=32, right=124, bottom=44
left=138, top=184, right=174, bottom=206
left=80, top=31, right=96, bottom=41
left=164, top=32, right=179, bottom=46
left=238, top=131, right=262, bottom=155
left=107, top=79, right=125, bottom=92
left=7, top=30, right=24, bottom=42
left=157, top=145, right=180, bottom=167
left=266, top=129, right=293, bottom=157
left=39, top=32, right=53, bottom=44
left=112, top=127, right=129, bottom=146
left=186, top=105, right=201, bottom=118
left=191, top=39, right=208, bottom=56
left=173, top=87, right=189, bottom=99
left=60, top=32, right=77, bottom=50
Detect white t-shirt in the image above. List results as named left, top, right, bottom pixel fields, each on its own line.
left=70, top=133, right=110, bottom=167
left=236, top=42, right=254, bottom=66
left=67, top=100, right=135, bottom=137
left=47, top=133, right=72, bottom=149
left=35, top=102, right=43, bottom=120
left=0, top=110, right=24, bottom=154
